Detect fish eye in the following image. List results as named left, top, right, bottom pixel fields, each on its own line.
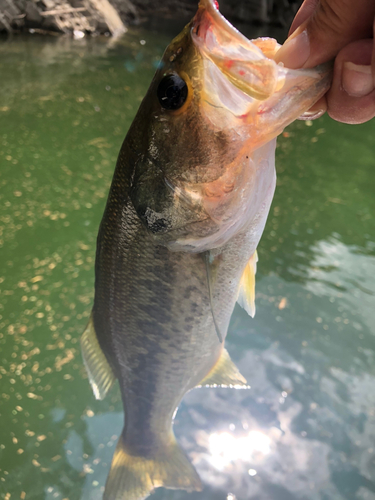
left=157, top=74, right=188, bottom=110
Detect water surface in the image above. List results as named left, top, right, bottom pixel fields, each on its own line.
left=0, top=28, right=374, bottom=500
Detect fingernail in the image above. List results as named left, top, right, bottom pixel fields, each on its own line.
left=299, top=96, right=327, bottom=120
left=342, top=62, right=374, bottom=97
left=298, top=108, right=325, bottom=120
left=274, top=28, right=310, bottom=69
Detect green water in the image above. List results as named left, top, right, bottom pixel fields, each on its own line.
left=0, top=27, right=374, bottom=500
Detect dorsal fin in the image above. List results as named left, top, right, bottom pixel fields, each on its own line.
left=197, top=348, right=249, bottom=388
left=204, top=251, right=223, bottom=343
left=80, top=315, right=116, bottom=400
left=237, top=250, right=258, bottom=318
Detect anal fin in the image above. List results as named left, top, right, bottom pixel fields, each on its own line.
left=80, top=315, right=116, bottom=400
left=197, top=348, right=249, bottom=388
left=237, top=250, right=258, bottom=318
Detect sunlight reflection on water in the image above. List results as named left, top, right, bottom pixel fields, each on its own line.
left=208, top=430, right=271, bottom=469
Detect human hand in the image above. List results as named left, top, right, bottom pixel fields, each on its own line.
left=275, top=0, right=375, bottom=124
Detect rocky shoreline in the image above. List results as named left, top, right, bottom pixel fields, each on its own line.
left=0, top=0, right=300, bottom=36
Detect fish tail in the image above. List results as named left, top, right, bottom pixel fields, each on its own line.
left=103, top=431, right=202, bottom=500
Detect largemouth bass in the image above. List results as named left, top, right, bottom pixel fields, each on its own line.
left=80, top=1, right=331, bottom=498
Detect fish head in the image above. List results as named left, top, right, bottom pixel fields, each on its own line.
left=127, top=0, right=331, bottom=251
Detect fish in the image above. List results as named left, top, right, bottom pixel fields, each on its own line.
left=80, top=1, right=331, bottom=499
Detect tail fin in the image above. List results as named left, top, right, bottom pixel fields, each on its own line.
left=104, top=433, right=202, bottom=500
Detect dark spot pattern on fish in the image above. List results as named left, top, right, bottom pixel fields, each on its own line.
left=190, top=302, right=200, bottom=314
left=136, top=319, right=165, bottom=339
left=137, top=303, right=172, bottom=325
left=149, top=218, right=170, bottom=233
left=138, top=278, right=171, bottom=297
left=151, top=264, right=175, bottom=283
left=183, top=285, right=199, bottom=299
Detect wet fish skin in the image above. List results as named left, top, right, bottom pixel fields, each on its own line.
left=92, top=145, right=247, bottom=444
left=80, top=1, right=332, bottom=499
left=90, top=162, right=248, bottom=498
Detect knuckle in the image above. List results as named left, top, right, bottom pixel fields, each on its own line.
left=315, top=0, right=349, bottom=37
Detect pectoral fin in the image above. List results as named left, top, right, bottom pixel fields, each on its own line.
left=80, top=315, right=116, bottom=400
left=197, top=348, right=249, bottom=388
left=237, top=250, right=258, bottom=318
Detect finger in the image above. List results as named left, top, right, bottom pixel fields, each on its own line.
left=289, top=0, right=318, bottom=36
left=275, top=0, right=375, bottom=69
left=327, top=39, right=375, bottom=124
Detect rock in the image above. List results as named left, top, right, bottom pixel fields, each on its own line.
left=0, top=0, right=301, bottom=35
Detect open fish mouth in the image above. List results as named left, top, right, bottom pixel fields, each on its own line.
left=192, top=0, right=282, bottom=101
left=191, top=0, right=331, bottom=133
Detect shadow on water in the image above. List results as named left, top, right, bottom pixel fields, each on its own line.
left=0, top=24, right=374, bottom=500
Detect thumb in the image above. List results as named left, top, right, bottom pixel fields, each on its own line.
left=275, top=0, right=375, bottom=69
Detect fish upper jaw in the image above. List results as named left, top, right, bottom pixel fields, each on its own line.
left=192, top=0, right=281, bottom=102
